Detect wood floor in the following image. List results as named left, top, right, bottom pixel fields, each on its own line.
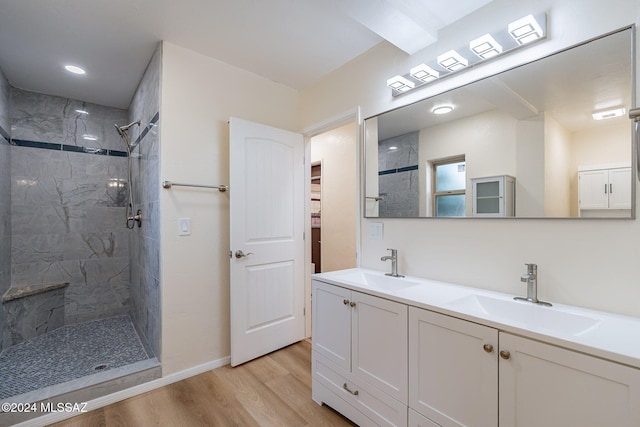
left=51, top=340, right=357, bottom=427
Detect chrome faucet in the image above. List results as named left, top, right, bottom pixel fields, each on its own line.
left=381, top=248, right=404, bottom=278
left=514, top=263, right=551, bottom=306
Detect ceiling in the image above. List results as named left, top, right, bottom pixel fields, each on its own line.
left=0, top=0, right=493, bottom=109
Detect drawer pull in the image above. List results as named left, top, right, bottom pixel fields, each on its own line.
left=343, top=383, right=359, bottom=396
left=483, top=344, right=494, bottom=353
left=500, top=350, right=511, bottom=360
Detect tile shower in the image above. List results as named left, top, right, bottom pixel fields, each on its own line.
left=0, top=44, right=162, bottom=414
left=378, top=131, right=419, bottom=217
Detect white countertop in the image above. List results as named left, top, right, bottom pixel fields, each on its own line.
left=312, top=268, right=640, bottom=369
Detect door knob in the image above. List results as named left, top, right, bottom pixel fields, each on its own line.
left=499, top=350, right=511, bottom=360
left=483, top=344, right=494, bottom=353
left=235, top=250, right=254, bottom=259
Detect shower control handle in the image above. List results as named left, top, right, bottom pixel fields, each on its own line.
left=235, top=250, right=254, bottom=259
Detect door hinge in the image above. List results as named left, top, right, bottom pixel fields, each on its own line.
left=229, top=250, right=232, bottom=259
left=303, top=231, right=305, bottom=240
left=303, top=307, right=306, bottom=316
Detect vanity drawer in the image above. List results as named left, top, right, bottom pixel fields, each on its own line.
left=313, top=352, right=407, bottom=427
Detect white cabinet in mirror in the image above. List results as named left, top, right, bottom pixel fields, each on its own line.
left=364, top=27, right=635, bottom=219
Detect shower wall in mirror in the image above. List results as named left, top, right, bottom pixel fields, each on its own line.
left=364, top=27, right=635, bottom=219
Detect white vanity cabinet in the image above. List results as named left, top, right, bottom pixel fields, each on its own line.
left=499, top=332, right=640, bottom=427
left=409, top=306, right=640, bottom=427
left=312, top=280, right=408, bottom=426
left=471, top=175, right=515, bottom=217
left=409, top=307, right=498, bottom=427
left=578, top=166, right=631, bottom=214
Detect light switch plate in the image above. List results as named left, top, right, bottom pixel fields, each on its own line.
left=178, top=218, right=191, bottom=236
left=368, top=222, right=383, bottom=240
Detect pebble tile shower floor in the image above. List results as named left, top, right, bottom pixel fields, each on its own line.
left=0, top=315, right=149, bottom=399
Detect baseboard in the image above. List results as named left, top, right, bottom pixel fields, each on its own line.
left=14, top=355, right=231, bottom=427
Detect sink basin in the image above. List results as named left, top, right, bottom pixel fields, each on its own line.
left=449, top=294, right=602, bottom=336
left=330, top=271, right=420, bottom=292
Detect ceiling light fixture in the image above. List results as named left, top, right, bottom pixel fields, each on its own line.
left=592, top=107, right=626, bottom=121
left=389, top=146, right=398, bottom=150
left=508, top=14, right=544, bottom=45
left=65, top=65, right=86, bottom=75
left=386, top=75, right=415, bottom=92
left=432, top=105, right=454, bottom=115
left=75, top=109, right=89, bottom=115
left=437, top=50, right=468, bottom=72
left=386, top=13, right=547, bottom=96
left=470, top=34, right=503, bottom=59
left=82, top=134, right=98, bottom=141
left=410, top=64, right=440, bottom=83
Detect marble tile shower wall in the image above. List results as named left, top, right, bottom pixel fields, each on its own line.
left=378, top=131, right=419, bottom=217
left=10, top=88, right=131, bottom=325
left=0, top=67, right=11, bottom=353
left=128, top=44, right=161, bottom=359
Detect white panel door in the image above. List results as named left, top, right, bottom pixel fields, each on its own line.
left=499, top=332, right=640, bottom=427
left=229, top=117, right=305, bottom=366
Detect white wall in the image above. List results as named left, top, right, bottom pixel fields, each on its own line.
left=300, top=0, right=640, bottom=317
left=160, top=42, right=300, bottom=374
left=419, top=109, right=517, bottom=216
left=310, top=122, right=358, bottom=272
left=544, top=113, right=572, bottom=217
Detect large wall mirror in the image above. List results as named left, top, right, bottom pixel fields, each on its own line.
left=364, top=27, right=635, bottom=219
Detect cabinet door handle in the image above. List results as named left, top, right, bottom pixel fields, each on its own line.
left=610, top=183, right=613, bottom=193
left=499, top=350, right=511, bottom=360
left=343, top=383, right=359, bottom=396
left=349, top=302, right=356, bottom=308
left=605, top=184, right=608, bottom=194
left=483, top=344, right=494, bottom=353
left=343, top=299, right=350, bottom=305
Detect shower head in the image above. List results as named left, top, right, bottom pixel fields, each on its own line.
left=114, top=123, right=126, bottom=138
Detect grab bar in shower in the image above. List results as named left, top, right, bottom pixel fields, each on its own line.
left=162, top=180, right=228, bottom=192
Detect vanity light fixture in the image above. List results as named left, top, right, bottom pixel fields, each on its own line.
left=437, top=50, right=468, bottom=72
left=410, top=64, right=440, bottom=83
left=508, top=14, right=544, bottom=45
left=386, top=75, right=415, bottom=92
left=432, top=105, right=454, bottom=115
left=386, top=12, right=547, bottom=97
left=592, top=107, right=626, bottom=121
left=470, top=34, right=503, bottom=59
left=64, top=65, right=86, bottom=75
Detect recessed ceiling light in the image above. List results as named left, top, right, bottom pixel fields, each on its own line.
left=75, top=109, right=89, bottom=115
left=437, top=50, right=468, bottom=72
left=82, top=134, right=98, bottom=141
left=432, top=105, right=454, bottom=115
left=592, top=108, right=626, bottom=121
left=65, top=65, right=86, bottom=75
left=386, top=75, right=415, bottom=92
